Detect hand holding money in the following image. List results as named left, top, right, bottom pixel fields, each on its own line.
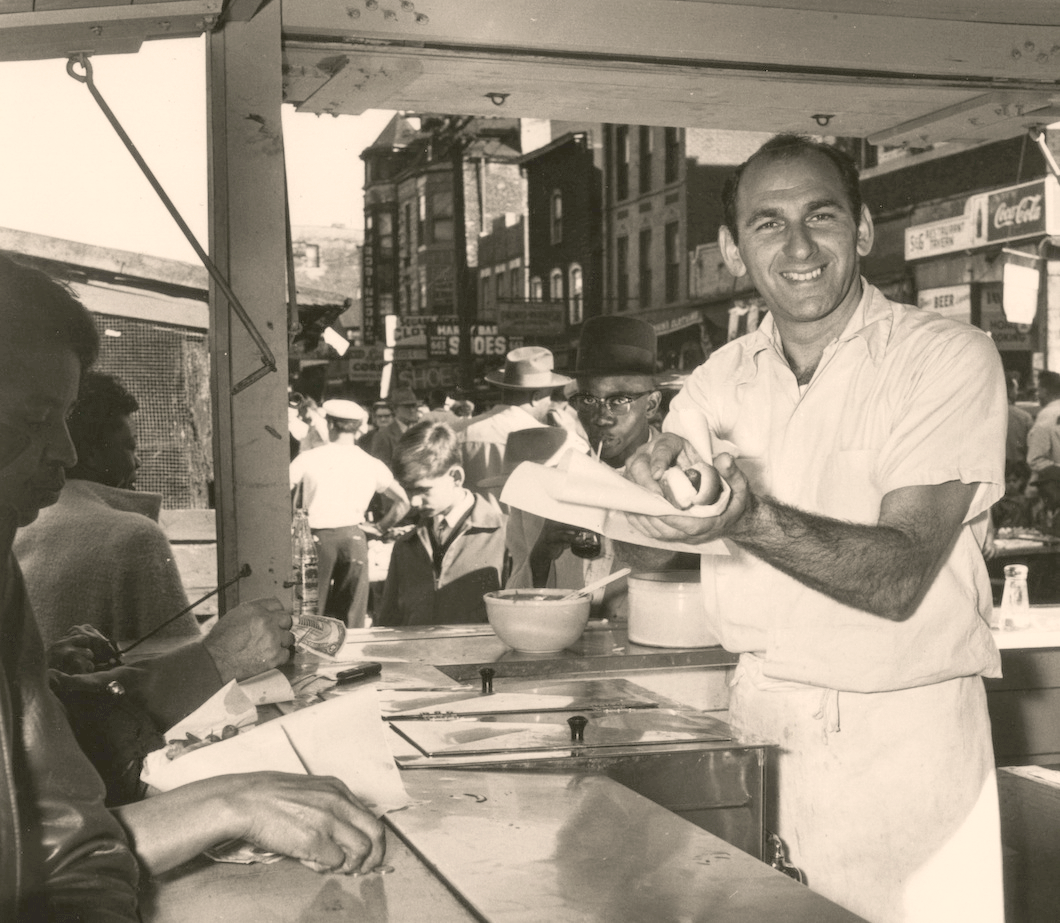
left=291, top=613, right=346, bottom=657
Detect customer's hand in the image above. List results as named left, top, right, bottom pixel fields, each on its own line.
left=202, top=597, right=295, bottom=683
left=113, top=771, right=386, bottom=876
left=231, top=773, right=386, bottom=874
left=47, top=624, right=122, bottom=674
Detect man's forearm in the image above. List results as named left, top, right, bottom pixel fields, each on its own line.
left=730, top=494, right=932, bottom=621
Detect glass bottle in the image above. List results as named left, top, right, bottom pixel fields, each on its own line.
left=999, top=564, right=1030, bottom=631
left=570, top=530, right=602, bottom=559
left=291, top=507, right=319, bottom=617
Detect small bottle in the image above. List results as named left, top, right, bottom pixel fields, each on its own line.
left=570, top=530, right=602, bottom=560
left=999, top=564, right=1030, bottom=631
left=291, top=508, right=319, bottom=617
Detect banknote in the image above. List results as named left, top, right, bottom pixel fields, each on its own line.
left=291, top=613, right=346, bottom=657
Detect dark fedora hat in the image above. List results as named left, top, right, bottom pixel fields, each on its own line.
left=484, top=346, right=572, bottom=390
left=575, top=316, right=657, bottom=377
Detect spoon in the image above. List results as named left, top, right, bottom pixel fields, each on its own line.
left=560, top=567, right=632, bottom=601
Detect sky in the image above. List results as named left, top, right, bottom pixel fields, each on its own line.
left=0, top=37, right=394, bottom=263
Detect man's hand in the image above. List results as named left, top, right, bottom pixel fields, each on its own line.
left=113, top=771, right=386, bottom=876
left=529, top=520, right=587, bottom=585
left=625, top=451, right=751, bottom=545
left=202, top=597, right=295, bottom=683
left=47, top=624, right=122, bottom=674
left=229, top=773, right=386, bottom=874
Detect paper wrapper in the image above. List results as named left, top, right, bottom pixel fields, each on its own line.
left=502, top=449, right=730, bottom=555
left=141, top=681, right=409, bottom=817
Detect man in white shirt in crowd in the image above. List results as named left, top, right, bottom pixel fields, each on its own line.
left=290, top=400, right=408, bottom=627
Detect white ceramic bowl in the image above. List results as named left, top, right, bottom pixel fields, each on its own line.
left=483, top=589, right=592, bottom=653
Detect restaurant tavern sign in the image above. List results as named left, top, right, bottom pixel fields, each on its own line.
left=905, top=178, right=1060, bottom=261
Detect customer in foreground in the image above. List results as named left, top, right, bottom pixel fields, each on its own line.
left=0, top=255, right=383, bottom=919
left=627, top=135, right=1006, bottom=923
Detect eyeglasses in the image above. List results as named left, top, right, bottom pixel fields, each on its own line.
left=568, top=391, right=654, bottom=416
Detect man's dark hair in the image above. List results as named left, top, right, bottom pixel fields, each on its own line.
left=722, top=134, right=863, bottom=245
left=66, top=372, right=139, bottom=457
left=1038, top=370, right=1060, bottom=399
left=0, top=254, right=99, bottom=371
left=326, top=415, right=361, bottom=435
left=392, top=421, right=461, bottom=486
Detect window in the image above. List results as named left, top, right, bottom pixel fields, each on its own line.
left=432, top=190, right=453, bottom=242
left=615, top=126, right=630, bottom=201
left=550, top=189, right=563, bottom=244
left=616, top=236, right=629, bottom=312
left=304, top=243, right=320, bottom=269
left=497, top=269, right=509, bottom=303
left=639, top=126, right=653, bottom=194
left=509, top=262, right=523, bottom=301
left=665, top=221, right=680, bottom=304
left=479, top=271, right=491, bottom=315
left=402, top=203, right=413, bottom=265
left=530, top=276, right=544, bottom=301
left=550, top=269, right=564, bottom=303
left=568, top=264, right=584, bottom=326
left=664, top=127, right=681, bottom=184
left=638, top=228, right=652, bottom=309
left=417, top=181, right=427, bottom=244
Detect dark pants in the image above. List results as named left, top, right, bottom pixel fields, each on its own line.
left=313, top=526, right=370, bottom=628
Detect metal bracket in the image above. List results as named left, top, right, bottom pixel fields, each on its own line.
left=66, top=54, right=277, bottom=395
left=1030, top=126, right=1060, bottom=185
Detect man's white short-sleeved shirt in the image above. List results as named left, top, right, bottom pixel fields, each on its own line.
left=290, top=443, right=397, bottom=529
left=668, top=283, right=1006, bottom=691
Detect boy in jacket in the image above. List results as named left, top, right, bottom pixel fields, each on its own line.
left=377, top=422, right=505, bottom=626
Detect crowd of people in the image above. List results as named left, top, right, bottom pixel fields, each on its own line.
left=0, top=132, right=1017, bottom=923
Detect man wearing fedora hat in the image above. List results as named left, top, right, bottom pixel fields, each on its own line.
left=369, top=386, right=423, bottom=470
left=460, top=346, right=572, bottom=495
left=290, top=399, right=409, bottom=627
left=505, top=318, right=688, bottom=618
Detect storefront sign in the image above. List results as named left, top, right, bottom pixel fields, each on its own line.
left=652, top=310, right=702, bottom=337
left=427, top=322, right=524, bottom=359
left=979, top=282, right=1033, bottom=352
left=918, top=284, right=971, bottom=323
left=497, top=301, right=566, bottom=337
left=342, top=346, right=387, bottom=382
left=904, top=211, right=975, bottom=260
left=985, top=180, right=1047, bottom=244
left=906, top=178, right=1059, bottom=261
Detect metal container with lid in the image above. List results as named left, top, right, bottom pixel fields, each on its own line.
left=627, top=571, right=719, bottom=648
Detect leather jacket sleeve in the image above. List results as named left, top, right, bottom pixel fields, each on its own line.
left=2, top=557, right=139, bottom=922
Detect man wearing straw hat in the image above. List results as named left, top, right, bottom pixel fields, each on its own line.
left=460, top=346, right=572, bottom=495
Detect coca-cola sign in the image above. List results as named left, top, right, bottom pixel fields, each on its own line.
left=986, top=180, right=1047, bottom=243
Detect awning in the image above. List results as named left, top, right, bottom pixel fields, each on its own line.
left=69, top=279, right=209, bottom=330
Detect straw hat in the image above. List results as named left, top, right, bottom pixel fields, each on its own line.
left=484, top=346, right=572, bottom=390
left=479, top=426, right=575, bottom=488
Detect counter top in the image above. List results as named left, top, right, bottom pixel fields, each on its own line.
left=142, top=770, right=864, bottom=923
left=330, top=621, right=738, bottom=683
left=992, top=610, right=1060, bottom=650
